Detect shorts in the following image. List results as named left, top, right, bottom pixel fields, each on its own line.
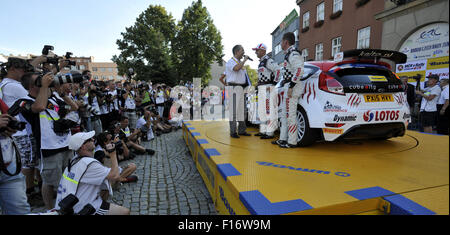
left=41, top=150, right=73, bottom=187
left=420, top=111, right=437, bottom=127
left=94, top=200, right=110, bottom=215
left=13, top=135, right=38, bottom=169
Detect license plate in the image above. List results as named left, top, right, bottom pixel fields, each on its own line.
left=364, top=94, right=394, bottom=103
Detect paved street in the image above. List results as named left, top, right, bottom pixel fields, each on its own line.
left=30, top=129, right=217, bottom=215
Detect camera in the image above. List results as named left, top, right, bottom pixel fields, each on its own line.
left=35, top=72, right=89, bottom=88
left=53, top=119, right=78, bottom=136
left=0, top=99, right=31, bottom=133
left=57, top=194, right=95, bottom=215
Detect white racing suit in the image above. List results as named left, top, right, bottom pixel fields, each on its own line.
left=257, top=54, right=281, bottom=136
left=280, top=46, right=304, bottom=146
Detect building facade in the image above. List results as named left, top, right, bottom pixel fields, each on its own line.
left=89, top=62, right=124, bottom=81
left=296, top=0, right=384, bottom=61
left=375, top=0, right=449, bottom=82
left=271, top=9, right=300, bottom=64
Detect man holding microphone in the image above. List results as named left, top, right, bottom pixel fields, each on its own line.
left=225, top=45, right=252, bottom=138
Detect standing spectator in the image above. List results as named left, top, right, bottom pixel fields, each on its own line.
left=55, top=131, right=130, bottom=215
left=416, top=74, right=441, bottom=134
left=0, top=58, right=40, bottom=206
left=437, top=78, right=449, bottom=135
left=155, top=85, right=166, bottom=118
left=19, top=72, right=77, bottom=210
left=401, top=76, right=416, bottom=111
left=0, top=98, right=30, bottom=215
left=122, top=82, right=137, bottom=130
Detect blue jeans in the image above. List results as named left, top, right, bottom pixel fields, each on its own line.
left=0, top=162, right=30, bottom=215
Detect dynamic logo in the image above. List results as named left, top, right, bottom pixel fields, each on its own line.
left=364, top=110, right=400, bottom=122
left=333, top=114, right=357, bottom=122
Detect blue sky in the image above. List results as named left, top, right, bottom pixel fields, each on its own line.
left=0, top=0, right=298, bottom=68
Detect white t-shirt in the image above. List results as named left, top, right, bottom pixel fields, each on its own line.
left=0, top=78, right=30, bottom=136
left=74, top=159, right=110, bottom=213
left=438, top=85, right=449, bottom=105
left=420, top=85, right=441, bottom=112
left=225, top=57, right=247, bottom=84
left=124, top=91, right=136, bottom=109
left=136, top=116, right=154, bottom=140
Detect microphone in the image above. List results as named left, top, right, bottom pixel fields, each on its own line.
left=245, top=55, right=253, bottom=61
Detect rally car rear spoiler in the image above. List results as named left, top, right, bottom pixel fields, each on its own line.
left=334, top=49, right=407, bottom=64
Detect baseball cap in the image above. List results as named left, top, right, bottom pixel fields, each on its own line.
left=252, top=43, right=267, bottom=51
left=68, top=131, right=96, bottom=151
left=426, top=74, right=440, bottom=80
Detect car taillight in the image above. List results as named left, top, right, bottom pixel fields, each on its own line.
left=325, top=123, right=345, bottom=128
left=319, top=72, right=345, bottom=96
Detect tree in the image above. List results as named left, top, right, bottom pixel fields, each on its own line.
left=112, top=5, right=177, bottom=85
left=244, top=65, right=258, bottom=86
left=172, top=0, right=224, bottom=86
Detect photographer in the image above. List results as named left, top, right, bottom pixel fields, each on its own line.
left=19, top=72, right=76, bottom=210
left=136, top=108, right=155, bottom=142
left=0, top=57, right=42, bottom=206
left=118, top=116, right=155, bottom=156
left=88, top=83, right=104, bottom=136
left=121, top=82, right=137, bottom=130
left=94, top=132, right=137, bottom=184
left=0, top=98, right=31, bottom=215
left=55, top=131, right=130, bottom=215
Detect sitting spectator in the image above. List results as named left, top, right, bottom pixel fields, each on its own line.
left=111, top=117, right=155, bottom=156
left=94, top=132, right=137, bottom=184
left=55, top=131, right=130, bottom=215
left=136, top=109, right=155, bottom=142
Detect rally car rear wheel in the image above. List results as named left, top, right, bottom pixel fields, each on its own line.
left=296, top=106, right=317, bottom=147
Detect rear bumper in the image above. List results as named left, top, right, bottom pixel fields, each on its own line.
left=336, top=122, right=406, bottom=140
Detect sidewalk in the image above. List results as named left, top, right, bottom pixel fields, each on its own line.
left=29, top=129, right=217, bottom=215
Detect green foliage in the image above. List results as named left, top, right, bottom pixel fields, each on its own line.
left=113, top=1, right=223, bottom=86
left=172, top=0, right=224, bottom=85
left=112, top=5, right=177, bottom=85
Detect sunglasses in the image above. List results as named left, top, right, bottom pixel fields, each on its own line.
left=83, top=138, right=95, bottom=145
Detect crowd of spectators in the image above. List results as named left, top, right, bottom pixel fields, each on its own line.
left=0, top=50, right=190, bottom=215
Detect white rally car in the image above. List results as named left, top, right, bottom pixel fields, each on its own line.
left=251, top=49, right=411, bottom=146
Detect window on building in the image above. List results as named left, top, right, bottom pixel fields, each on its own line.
left=107, top=68, right=113, bottom=72
left=92, top=67, right=98, bottom=72
left=333, top=0, right=343, bottom=13
left=315, top=43, right=323, bottom=61
left=303, top=11, right=310, bottom=28
left=294, top=30, right=299, bottom=42
left=275, top=43, right=282, bottom=55
left=317, top=2, right=325, bottom=22
left=94, top=75, right=99, bottom=80
left=302, top=48, right=309, bottom=61
left=100, top=68, right=106, bottom=72
left=357, top=26, right=371, bottom=49
left=332, top=37, right=342, bottom=57
left=79, top=65, right=86, bottom=70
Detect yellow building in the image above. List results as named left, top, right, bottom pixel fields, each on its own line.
left=89, top=62, right=125, bottom=81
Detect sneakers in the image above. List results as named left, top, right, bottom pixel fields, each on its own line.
left=238, top=132, right=251, bottom=136
left=271, top=139, right=287, bottom=146
left=122, top=175, right=138, bottom=183
left=261, top=134, right=274, bottom=139
left=254, top=133, right=264, bottom=137
left=280, top=143, right=298, bottom=148
left=230, top=133, right=240, bottom=138
left=146, top=149, right=156, bottom=155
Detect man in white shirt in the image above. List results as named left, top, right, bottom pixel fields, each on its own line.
left=225, top=45, right=251, bottom=138
left=437, top=78, right=449, bottom=135
left=55, top=131, right=129, bottom=215
left=416, top=74, right=441, bottom=133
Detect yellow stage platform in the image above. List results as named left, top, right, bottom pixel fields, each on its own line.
left=182, top=120, right=449, bottom=215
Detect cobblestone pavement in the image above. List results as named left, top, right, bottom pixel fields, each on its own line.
left=27, top=129, right=217, bottom=215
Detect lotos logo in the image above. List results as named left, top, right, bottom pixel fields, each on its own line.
left=363, top=110, right=374, bottom=122
left=364, top=110, right=400, bottom=122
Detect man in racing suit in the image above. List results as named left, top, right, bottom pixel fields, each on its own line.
left=253, top=43, right=281, bottom=139
left=275, top=32, right=304, bottom=148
